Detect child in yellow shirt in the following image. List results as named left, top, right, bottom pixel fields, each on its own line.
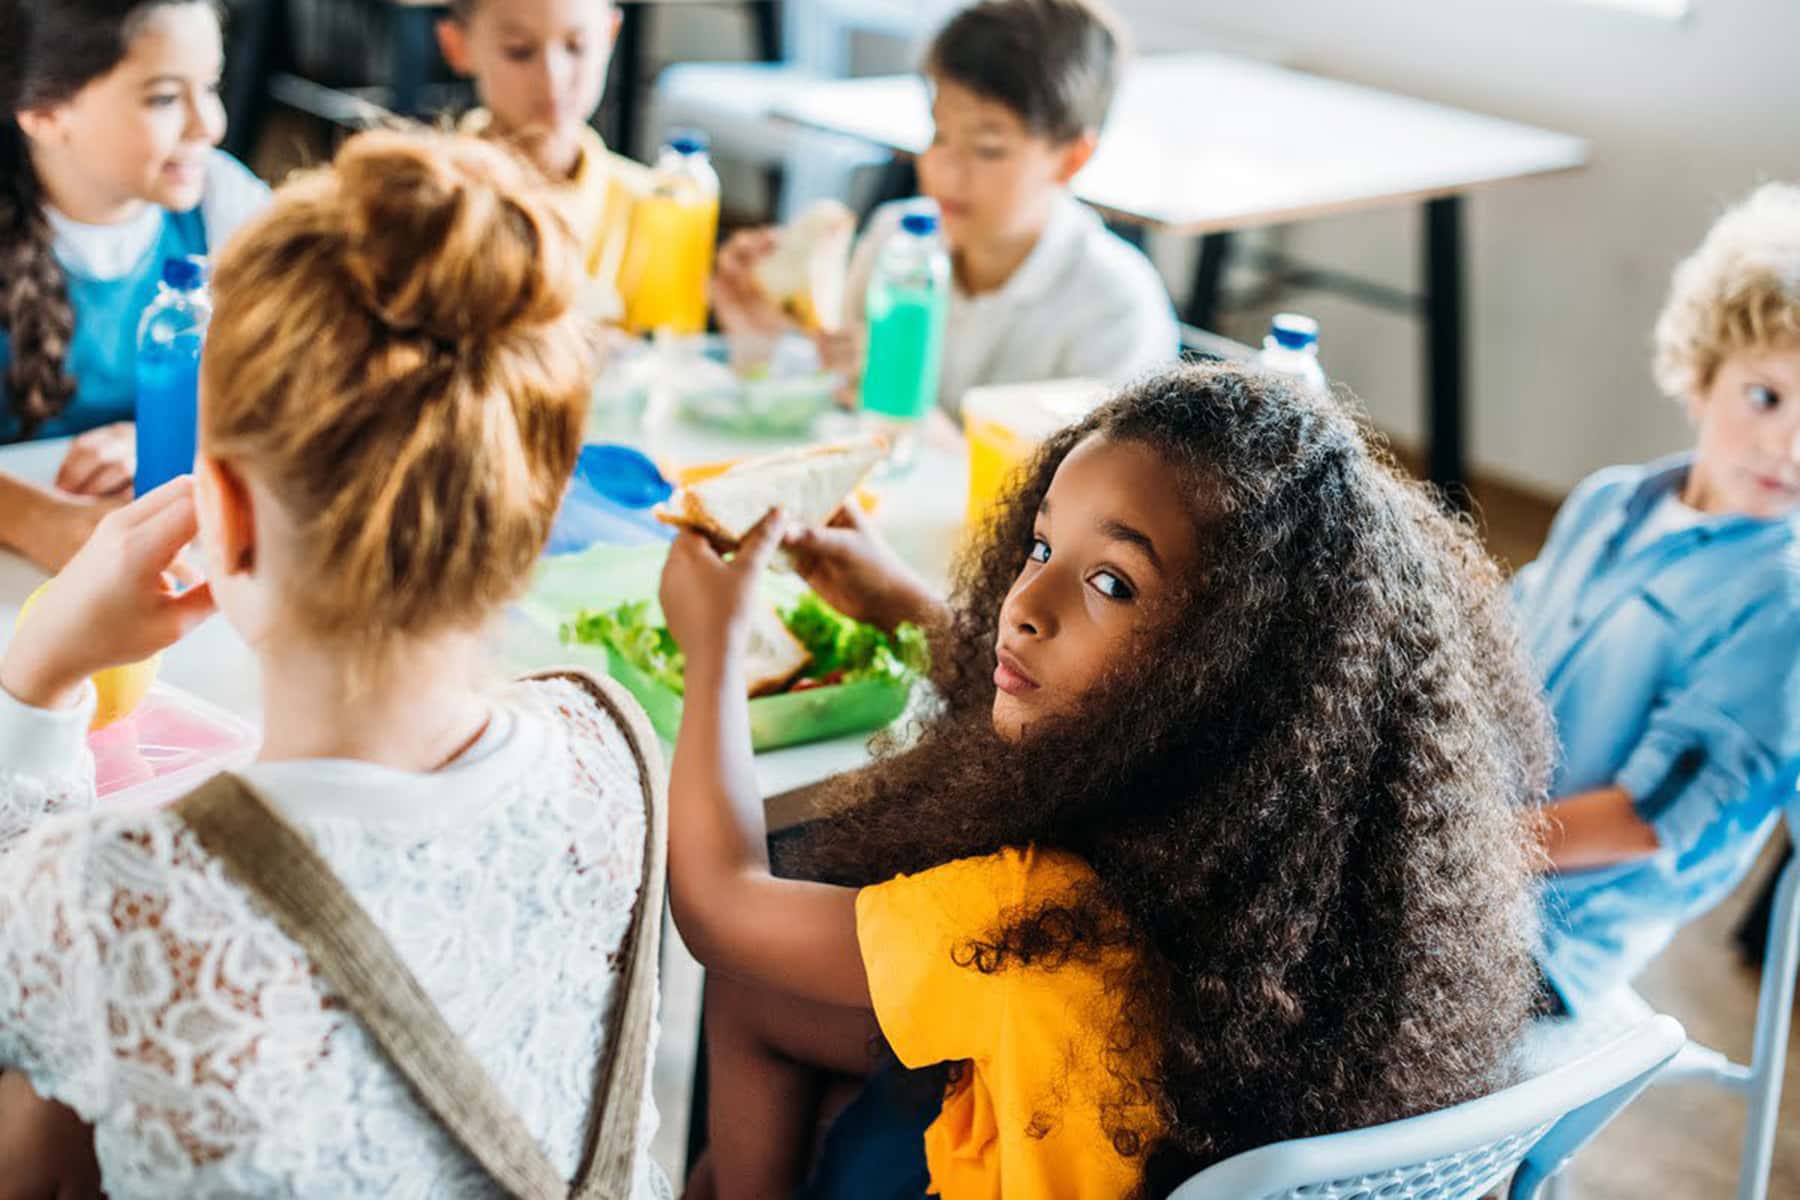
left=437, top=0, right=649, bottom=320
left=659, top=364, right=1553, bottom=1199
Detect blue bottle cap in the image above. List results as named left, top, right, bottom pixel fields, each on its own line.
left=899, top=211, right=939, bottom=237
left=162, top=256, right=206, bottom=291
left=666, top=130, right=710, bottom=156
left=573, top=443, right=674, bottom=510
left=1270, top=312, right=1319, bottom=351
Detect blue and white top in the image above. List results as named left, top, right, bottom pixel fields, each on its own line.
left=0, top=149, right=269, bottom=442
left=1513, top=453, right=1800, bottom=1014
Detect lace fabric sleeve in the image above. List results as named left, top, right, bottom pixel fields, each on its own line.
left=0, top=819, right=114, bottom=1116
left=0, top=683, right=99, bottom=856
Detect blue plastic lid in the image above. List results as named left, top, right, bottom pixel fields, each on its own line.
left=161, top=256, right=206, bottom=291
left=899, top=211, right=939, bottom=237
left=1270, top=312, right=1319, bottom=351
left=666, top=130, right=710, bottom=156
left=573, top=443, right=673, bottom=510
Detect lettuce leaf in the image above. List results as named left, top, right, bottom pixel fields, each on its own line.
left=562, top=593, right=928, bottom=698
left=563, top=600, right=687, bottom=695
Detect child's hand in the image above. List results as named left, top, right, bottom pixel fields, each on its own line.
left=711, top=229, right=788, bottom=337
left=55, top=422, right=136, bottom=497
left=783, top=505, right=944, bottom=632
left=659, top=510, right=788, bottom=670
left=814, top=328, right=863, bottom=410
left=1, top=479, right=216, bottom=711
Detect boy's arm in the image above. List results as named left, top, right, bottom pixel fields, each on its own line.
left=1598, top=594, right=1800, bottom=863
left=1539, top=785, right=1661, bottom=871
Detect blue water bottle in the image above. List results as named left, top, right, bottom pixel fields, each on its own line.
left=135, top=256, right=211, bottom=496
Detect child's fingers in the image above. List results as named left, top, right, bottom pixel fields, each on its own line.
left=734, top=509, right=787, bottom=576
left=165, top=580, right=217, bottom=631
left=130, top=489, right=202, bottom=575
left=119, top=476, right=197, bottom=528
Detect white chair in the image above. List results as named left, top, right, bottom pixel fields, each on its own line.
left=1531, top=776, right=1800, bottom=1200
left=1167, top=1014, right=1685, bottom=1200
left=648, top=0, right=942, bottom=218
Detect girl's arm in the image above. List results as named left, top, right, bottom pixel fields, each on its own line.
left=659, top=515, right=873, bottom=1011
left=0, top=480, right=215, bottom=850
left=0, top=471, right=118, bottom=574
left=1539, top=785, right=1661, bottom=871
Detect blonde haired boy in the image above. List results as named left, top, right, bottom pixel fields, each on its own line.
left=438, top=0, right=650, bottom=319
left=1517, top=183, right=1800, bottom=1017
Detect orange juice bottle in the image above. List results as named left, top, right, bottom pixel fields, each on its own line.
left=963, top=379, right=1112, bottom=529
left=622, top=132, right=720, bottom=335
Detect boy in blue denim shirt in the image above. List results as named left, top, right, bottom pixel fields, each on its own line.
left=1515, top=183, right=1800, bottom=1017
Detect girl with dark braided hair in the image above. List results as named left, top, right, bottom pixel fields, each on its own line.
left=0, top=0, right=266, bottom=570
left=660, top=363, right=1553, bottom=1199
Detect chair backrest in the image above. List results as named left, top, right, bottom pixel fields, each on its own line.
left=1734, top=774, right=1800, bottom=1200
left=1167, top=1014, right=1685, bottom=1200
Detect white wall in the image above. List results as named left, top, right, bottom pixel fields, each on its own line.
left=1118, top=0, right=1800, bottom=495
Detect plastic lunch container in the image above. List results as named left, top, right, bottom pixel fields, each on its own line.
left=90, top=683, right=260, bottom=808
left=519, top=543, right=914, bottom=752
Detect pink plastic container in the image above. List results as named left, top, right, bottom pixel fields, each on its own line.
left=89, top=683, right=260, bottom=808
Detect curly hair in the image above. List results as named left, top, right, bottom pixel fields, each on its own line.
left=0, top=0, right=212, bottom=440
left=1653, top=181, right=1800, bottom=402
left=795, top=363, right=1553, bottom=1197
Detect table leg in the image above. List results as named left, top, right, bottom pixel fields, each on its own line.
left=1184, top=231, right=1235, bottom=332
left=612, top=3, right=647, bottom=159
left=753, top=0, right=783, bottom=63
left=1424, top=194, right=1469, bottom=508
left=390, top=4, right=437, bottom=118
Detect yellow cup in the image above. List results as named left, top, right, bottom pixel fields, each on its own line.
left=963, top=380, right=1113, bottom=531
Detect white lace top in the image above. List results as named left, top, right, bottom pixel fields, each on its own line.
left=0, top=676, right=669, bottom=1199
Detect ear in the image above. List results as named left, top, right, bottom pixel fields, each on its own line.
left=196, top=454, right=257, bottom=576
left=13, top=105, right=66, bottom=146
left=437, top=17, right=474, bottom=78
left=609, top=6, right=623, bottom=40
left=1053, top=131, right=1098, bottom=185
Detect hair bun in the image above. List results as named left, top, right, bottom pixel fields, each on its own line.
left=333, top=129, right=580, bottom=342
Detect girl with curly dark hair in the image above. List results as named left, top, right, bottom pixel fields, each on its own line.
left=658, top=362, right=1552, bottom=1200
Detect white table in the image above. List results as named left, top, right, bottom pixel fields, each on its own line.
left=0, top=414, right=971, bottom=805
left=775, top=53, right=1591, bottom=501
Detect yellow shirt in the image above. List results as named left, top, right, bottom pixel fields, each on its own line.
left=463, top=112, right=650, bottom=322
left=856, top=847, right=1157, bottom=1199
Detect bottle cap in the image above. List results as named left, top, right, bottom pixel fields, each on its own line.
left=666, top=129, right=710, bottom=157
left=1269, top=312, right=1319, bottom=351
left=899, top=211, right=939, bottom=237
left=162, top=256, right=206, bottom=291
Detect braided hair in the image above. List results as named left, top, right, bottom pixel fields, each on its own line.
left=0, top=0, right=201, bottom=439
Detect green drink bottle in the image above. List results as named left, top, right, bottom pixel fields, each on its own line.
left=860, top=208, right=950, bottom=465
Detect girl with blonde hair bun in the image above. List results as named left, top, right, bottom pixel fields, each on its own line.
left=0, top=129, right=670, bottom=1199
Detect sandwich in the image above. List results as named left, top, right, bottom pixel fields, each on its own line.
left=743, top=602, right=812, bottom=696
left=754, top=199, right=855, bottom=332
left=656, top=437, right=886, bottom=550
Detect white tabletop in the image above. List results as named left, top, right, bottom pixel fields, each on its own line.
left=0, top=414, right=971, bottom=804
left=775, top=52, right=1589, bottom=235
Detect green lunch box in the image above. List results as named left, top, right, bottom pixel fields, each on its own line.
left=523, top=543, right=918, bottom=753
